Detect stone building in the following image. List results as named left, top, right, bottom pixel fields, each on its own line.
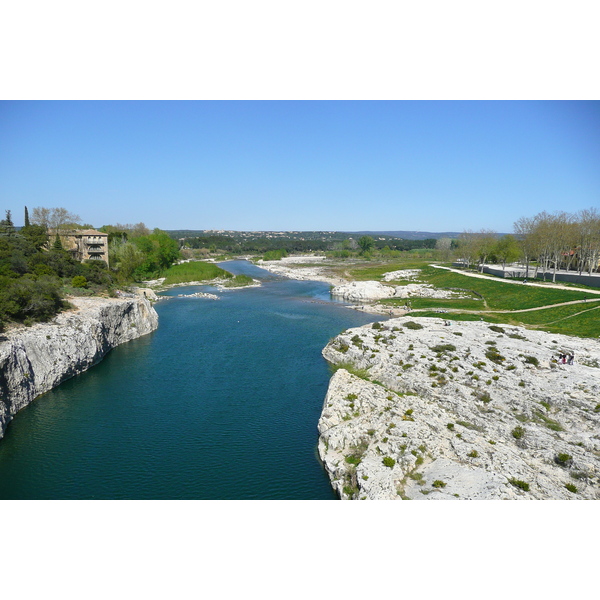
left=50, top=229, right=110, bottom=267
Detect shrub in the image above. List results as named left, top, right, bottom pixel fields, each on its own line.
left=468, top=450, right=479, bottom=458
left=351, top=335, right=363, bottom=348
left=508, top=478, right=530, bottom=491
left=382, top=456, right=396, bottom=468
left=555, top=453, right=573, bottom=467
left=404, top=321, right=423, bottom=330
left=511, top=426, right=525, bottom=439
left=565, top=483, right=578, bottom=494
left=489, top=325, right=505, bottom=333
left=485, top=349, right=505, bottom=364
left=372, top=322, right=382, bottom=330
left=430, top=344, right=456, bottom=353
left=71, top=275, right=88, bottom=288
left=432, top=480, right=446, bottom=488
left=524, top=355, right=539, bottom=367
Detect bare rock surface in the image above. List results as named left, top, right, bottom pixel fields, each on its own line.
left=382, top=269, right=421, bottom=281
left=331, top=281, right=469, bottom=302
left=0, top=296, right=158, bottom=438
left=318, top=317, right=600, bottom=499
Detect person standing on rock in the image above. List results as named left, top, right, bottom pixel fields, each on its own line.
left=568, top=353, right=574, bottom=365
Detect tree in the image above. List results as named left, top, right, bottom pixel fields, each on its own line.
left=435, top=237, right=453, bottom=262
left=24, top=206, right=30, bottom=227
left=20, top=224, right=49, bottom=251
left=493, top=235, right=521, bottom=271
left=0, top=210, right=15, bottom=236
left=31, top=206, right=81, bottom=234
left=358, top=235, right=374, bottom=255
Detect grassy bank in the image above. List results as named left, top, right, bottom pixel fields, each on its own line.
left=162, top=261, right=253, bottom=287
left=330, top=258, right=600, bottom=339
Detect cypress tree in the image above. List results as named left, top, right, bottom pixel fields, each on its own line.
left=24, top=206, right=30, bottom=227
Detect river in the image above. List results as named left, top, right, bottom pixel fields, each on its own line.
left=0, top=260, right=380, bottom=499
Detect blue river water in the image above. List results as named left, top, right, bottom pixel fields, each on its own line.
left=0, top=261, right=381, bottom=499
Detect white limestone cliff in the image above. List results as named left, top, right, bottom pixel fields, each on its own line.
left=0, top=296, right=159, bottom=439
left=318, top=317, right=600, bottom=499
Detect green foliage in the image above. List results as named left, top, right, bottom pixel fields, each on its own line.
left=508, top=478, right=530, bottom=491
left=524, top=355, right=539, bottom=367
left=71, top=275, right=88, bottom=288
left=382, top=456, right=396, bottom=468
left=131, top=229, right=181, bottom=279
left=555, top=453, right=572, bottom=467
left=485, top=348, right=505, bottom=364
left=162, top=261, right=233, bottom=285
left=0, top=275, right=64, bottom=323
left=432, top=480, right=446, bottom=488
left=511, top=426, right=525, bottom=439
left=263, top=249, right=288, bottom=261
left=358, top=236, right=375, bottom=255
left=403, top=321, right=423, bottom=330
left=329, top=362, right=371, bottom=380
left=430, top=344, right=456, bottom=353
left=565, top=483, right=578, bottom=494
left=488, top=325, right=505, bottom=333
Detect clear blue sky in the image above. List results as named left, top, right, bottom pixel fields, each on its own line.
left=1, top=101, right=598, bottom=233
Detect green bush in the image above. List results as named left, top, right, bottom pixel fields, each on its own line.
left=509, top=478, right=530, bottom=491
left=524, top=355, right=539, bottom=367
left=71, top=275, right=88, bottom=288
left=565, top=483, right=578, bottom=494
left=511, top=426, right=525, bottom=439
left=488, top=325, right=505, bottom=333
left=404, top=321, right=423, bottom=330
left=432, top=480, right=446, bottom=488
left=485, top=349, right=505, bottom=364
left=555, top=453, right=572, bottom=467
left=382, top=457, right=396, bottom=468
left=430, top=344, right=456, bottom=353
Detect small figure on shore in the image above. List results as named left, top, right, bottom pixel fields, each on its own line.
left=568, top=353, right=574, bottom=365
left=558, top=353, right=565, bottom=363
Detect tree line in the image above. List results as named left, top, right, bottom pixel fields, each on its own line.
left=457, top=208, right=600, bottom=282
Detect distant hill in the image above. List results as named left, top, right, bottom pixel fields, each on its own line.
left=345, top=231, right=462, bottom=240
left=167, top=229, right=464, bottom=241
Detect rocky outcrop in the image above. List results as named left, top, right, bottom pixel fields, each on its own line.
left=318, top=317, right=600, bottom=499
left=331, top=281, right=397, bottom=302
left=331, top=281, right=470, bottom=302
left=0, top=296, right=158, bottom=439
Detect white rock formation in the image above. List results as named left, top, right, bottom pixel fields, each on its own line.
left=0, top=296, right=158, bottom=439
left=331, top=281, right=397, bottom=302
left=318, top=317, right=600, bottom=500
left=382, top=269, right=421, bottom=281
left=331, top=281, right=470, bottom=302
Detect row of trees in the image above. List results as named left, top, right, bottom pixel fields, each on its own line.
left=457, top=208, right=600, bottom=282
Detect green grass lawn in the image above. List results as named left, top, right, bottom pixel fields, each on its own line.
left=418, top=266, right=593, bottom=310
left=412, top=304, right=600, bottom=338
left=162, top=261, right=233, bottom=285
left=342, top=259, right=599, bottom=338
